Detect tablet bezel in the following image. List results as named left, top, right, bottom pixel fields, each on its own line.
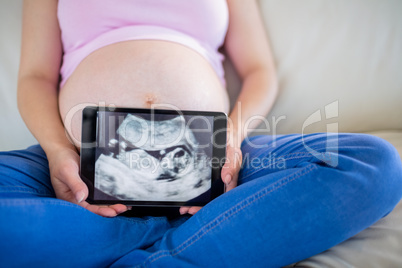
left=80, top=106, right=227, bottom=207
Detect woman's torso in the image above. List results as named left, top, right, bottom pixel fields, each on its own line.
left=57, top=0, right=230, bottom=146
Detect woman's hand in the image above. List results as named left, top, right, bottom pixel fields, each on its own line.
left=221, top=137, right=243, bottom=192
left=47, top=146, right=129, bottom=217
left=179, top=131, right=243, bottom=215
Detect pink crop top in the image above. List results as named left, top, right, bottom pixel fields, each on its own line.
left=57, top=0, right=229, bottom=88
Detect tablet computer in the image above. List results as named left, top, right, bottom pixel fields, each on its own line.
left=80, top=106, right=227, bottom=207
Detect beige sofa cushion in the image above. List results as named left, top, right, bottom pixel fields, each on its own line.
left=226, top=0, right=402, bottom=135
left=260, top=0, right=402, bottom=134
left=0, top=0, right=37, bottom=151
left=293, top=200, right=402, bottom=267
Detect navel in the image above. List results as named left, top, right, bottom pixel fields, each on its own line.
left=144, top=93, right=158, bottom=107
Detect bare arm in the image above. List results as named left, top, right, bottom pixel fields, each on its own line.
left=180, top=0, right=277, bottom=215
left=224, top=0, right=278, bottom=147
left=18, top=0, right=71, bottom=155
left=18, top=0, right=128, bottom=217
left=215, top=0, right=278, bottom=192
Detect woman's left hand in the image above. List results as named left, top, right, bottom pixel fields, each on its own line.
left=179, top=132, right=243, bottom=215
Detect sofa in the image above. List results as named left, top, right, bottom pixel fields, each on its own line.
left=1, top=0, right=401, bottom=267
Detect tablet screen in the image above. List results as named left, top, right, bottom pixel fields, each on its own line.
left=93, top=110, right=216, bottom=203
left=81, top=106, right=227, bottom=206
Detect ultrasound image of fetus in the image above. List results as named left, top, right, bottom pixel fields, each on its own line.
left=95, top=114, right=211, bottom=201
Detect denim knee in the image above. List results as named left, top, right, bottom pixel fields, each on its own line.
left=0, top=144, right=53, bottom=197
left=344, top=134, right=402, bottom=216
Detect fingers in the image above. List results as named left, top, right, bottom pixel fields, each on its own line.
left=188, top=207, right=202, bottom=215
left=108, top=204, right=129, bottom=214
left=221, top=164, right=233, bottom=184
left=221, top=146, right=242, bottom=188
left=49, top=150, right=131, bottom=218
left=179, top=207, right=190, bottom=215
left=179, top=206, right=202, bottom=215
left=225, top=172, right=239, bottom=192
left=82, top=203, right=130, bottom=218
left=54, top=160, right=129, bottom=217
left=58, top=160, right=88, bottom=203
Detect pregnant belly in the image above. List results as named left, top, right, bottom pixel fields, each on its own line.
left=58, top=40, right=230, bottom=147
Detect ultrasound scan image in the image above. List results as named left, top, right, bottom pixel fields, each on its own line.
left=94, top=113, right=212, bottom=202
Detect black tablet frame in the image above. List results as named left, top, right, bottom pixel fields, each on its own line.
left=80, top=106, right=227, bottom=207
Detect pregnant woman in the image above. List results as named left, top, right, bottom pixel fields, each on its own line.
left=1, top=0, right=402, bottom=267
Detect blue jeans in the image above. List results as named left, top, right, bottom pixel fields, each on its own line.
left=1, top=133, right=402, bottom=268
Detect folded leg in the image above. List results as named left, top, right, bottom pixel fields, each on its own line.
left=0, top=145, right=184, bottom=267
left=113, top=133, right=402, bottom=267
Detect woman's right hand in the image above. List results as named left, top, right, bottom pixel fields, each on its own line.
left=47, top=146, right=129, bottom=217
